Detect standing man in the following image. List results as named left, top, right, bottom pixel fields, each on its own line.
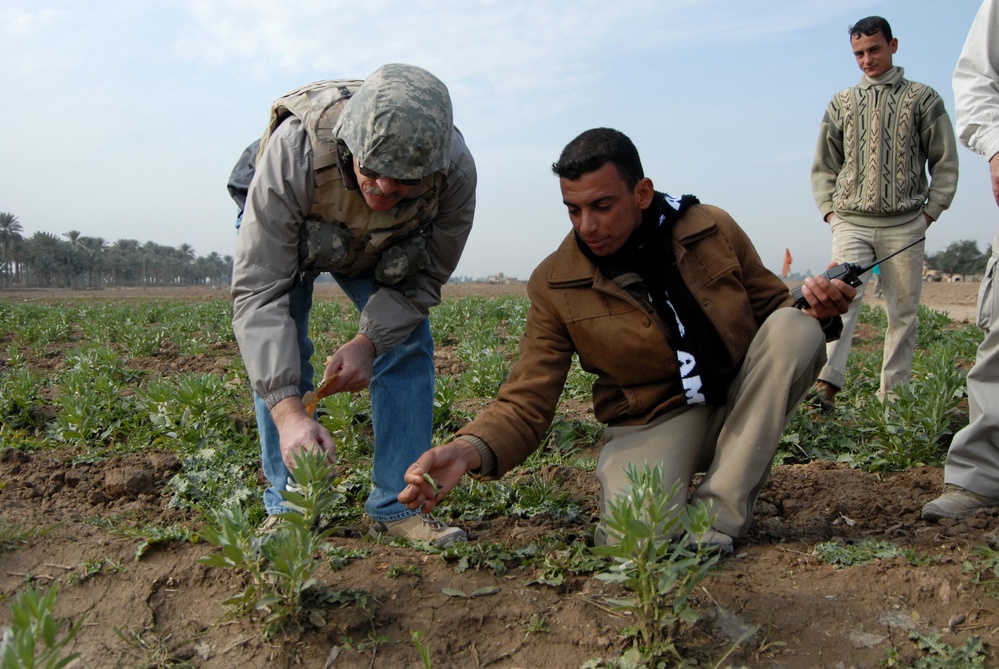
left=811, top=16, right=959, bottom=409
left=398, top=128, right=854, bottom=553
left=230, top=64, right=476, bottom=546
left=923, top=0, right=999, bottom=520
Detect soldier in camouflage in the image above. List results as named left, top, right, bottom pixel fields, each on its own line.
left=230, top=63, right=476, bottom=546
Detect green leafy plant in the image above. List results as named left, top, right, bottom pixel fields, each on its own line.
left=167, top=441, right=260, bottom=512
left=510, top=472, right=583, bottom=520
left=142, top=373, right=235, bottom=446
left=0, top=346, right=46, bottom=432
left=524, top=612, right=551, bottom=636
left=198, top=449, right=355, bottom=635
left=50, top=346, right=143, bottom=449
left=848, top=348, right=966, bottom=471
left=316, top=392, right=372, bottom=458
left=432, top=375, right=469, bottom=437
left=412, top=631, right=433, bottom=669
left=436, top=478, right=516, bottom=521
left=0, top=583, right=85, bottom=669
left=529, top=541, right=607, bottom=587
left=438, top=540, right=519, bottom=576
left=387, top=564, right=421, bottom=578
left=115, top=523, right=197, bottom=561
left=815, top=539, right=930, bottom=568
left=324, top=545, right=371, bottom=571
left=882, top=630, right=985, bottom=668
left=591, top=463, right=723, bottom=663
left=961, top=545, right=999, bottom=597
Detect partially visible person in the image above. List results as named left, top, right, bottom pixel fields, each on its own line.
left=811, top=16, right=959, bottom=410
left=923, top=0, right=999, bottom=521
left=398, top=128, right=855, bottom=553
left=230, top=64, right=476, bottom=546
left=227, top=139, right=259, bottom=229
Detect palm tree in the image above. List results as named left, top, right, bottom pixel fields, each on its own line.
left=110, top=238, right=141, bottom=285
left=79, top=236, right=108, bottom=288
left=204, top=251, right=230, bottom=286
left=62, top=230, right=82, bottom=247
left=61, top=230, right=85, bottom=287
left=25, top=231, right=65, bottom=287
left=0, top=212, right=23, bottom=286
left=142, top=241, right=177, bottom=285
left=177, top=243, right=197, bottom=285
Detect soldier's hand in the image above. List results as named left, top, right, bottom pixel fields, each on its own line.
left=320, top=334, right=376, bottom=393
left=271, top=396, right=336, bottom=468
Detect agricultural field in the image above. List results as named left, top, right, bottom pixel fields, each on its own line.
left=0, top=281, right=996, bottom=668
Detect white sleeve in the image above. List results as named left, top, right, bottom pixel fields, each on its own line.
left=954, top=0, right=999, bottom=160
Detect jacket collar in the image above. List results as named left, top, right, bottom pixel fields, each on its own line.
left=544, top=202, right=714, bottom=288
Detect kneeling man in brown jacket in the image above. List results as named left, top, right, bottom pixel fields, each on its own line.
left=400, top=128, right=855, bottom=553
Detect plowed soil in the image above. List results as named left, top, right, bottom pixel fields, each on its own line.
left=0, top=280, right=994, bottom=669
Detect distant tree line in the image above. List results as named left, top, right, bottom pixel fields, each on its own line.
left=0, top=212, right=231, bottom=289
left=925, top=239, right=992, bottom=277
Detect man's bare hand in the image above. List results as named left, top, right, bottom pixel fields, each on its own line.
left=318, top=334, right=376, bottom=394
left=399, top=440, right=482, bottom=513
left=271, top=396, right=337, bottom=469
left=799, top=262, right=857, bottom=320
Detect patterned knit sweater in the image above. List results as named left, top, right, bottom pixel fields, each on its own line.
left=811, top=67, right=959, bottom=227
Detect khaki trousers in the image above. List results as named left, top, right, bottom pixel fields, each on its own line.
left=944, top=227, right=999, bottom=496
left=595, top=308, right=826, bottom=537
left=821, top=212, right=927, bottom=397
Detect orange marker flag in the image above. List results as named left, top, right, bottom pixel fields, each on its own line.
left=781, top=248, right=793, bottom=278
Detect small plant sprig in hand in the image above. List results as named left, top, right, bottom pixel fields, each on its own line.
left=421, top=472, right=442, bottom=497
left=199, top=448, right=344, bottom=635
left=591, top=463, right=725, bottom=664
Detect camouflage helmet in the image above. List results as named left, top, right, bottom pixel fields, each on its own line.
left=333, top=63, right=454, bottom=181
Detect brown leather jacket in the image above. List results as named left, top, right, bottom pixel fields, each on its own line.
left=457, top=203, right=835, bottom=476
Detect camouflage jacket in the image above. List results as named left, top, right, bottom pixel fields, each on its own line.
left=231, top=109, right=476, bottom=408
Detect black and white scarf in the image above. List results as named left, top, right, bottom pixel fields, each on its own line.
left=580, top=191, right=732, bottom=405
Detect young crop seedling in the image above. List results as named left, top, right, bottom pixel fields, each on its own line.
left=412, top=630, right=434, bottom=669
left=524, top=612, right=551, bottom=637
left=815, top=539, right=930, bottom=568
left=324, top=545, right=371, bottom=571
left=591, top=463, right=725, bottom=664
left=386, top=564, right=421, bottom=579
left=882, top=629, right=985, bottom=669
left=0, top=583, right=85, bottom=669
left=199, top=449, right=363, bottom=636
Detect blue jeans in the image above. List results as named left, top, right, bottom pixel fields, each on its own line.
left=256, top=274, right=434, bottom=521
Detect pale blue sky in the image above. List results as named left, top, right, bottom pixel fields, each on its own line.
left=1, top=1, right=993, bottom=280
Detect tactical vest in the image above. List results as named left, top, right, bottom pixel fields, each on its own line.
left=258, top=80, right=443, bottom=281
